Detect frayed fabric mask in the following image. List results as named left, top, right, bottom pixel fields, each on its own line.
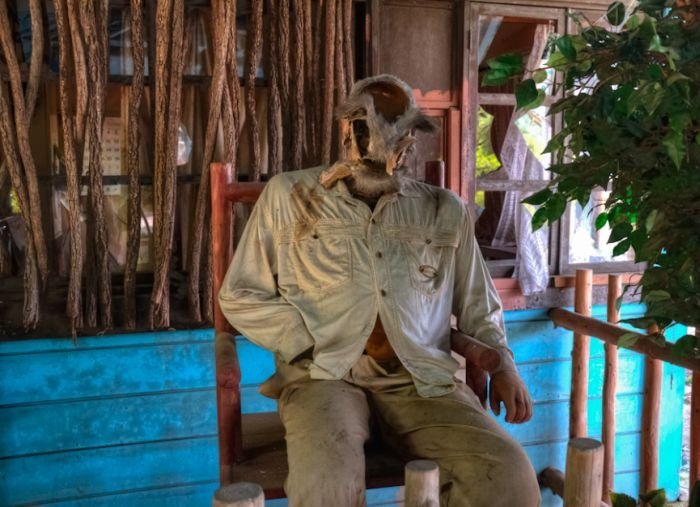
left=320, top=75, right=438, bottom=193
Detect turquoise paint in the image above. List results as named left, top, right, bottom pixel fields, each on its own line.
left=0, top=304, right=685, bottom=506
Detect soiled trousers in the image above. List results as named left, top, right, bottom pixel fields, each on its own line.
left=273, top=356, right=540, bottom=507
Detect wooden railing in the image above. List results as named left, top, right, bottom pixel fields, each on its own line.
left=544, top=269, right=700, bottom=505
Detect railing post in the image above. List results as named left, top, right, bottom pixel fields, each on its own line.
left=602, top=275, right=621, bottom=504
left=563, top=438, right=604, bottom=507
left=213, top=482, right=264, bottom=507
left=640, top=324, right=662, bottom=494
left=571, top=269, right=593, bottom=439
left=691, top=328, right=700, bottom=486
left=404, top=460, right=440, bottom=507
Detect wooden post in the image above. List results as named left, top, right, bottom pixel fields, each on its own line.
left=425, top=160, right=445, bottom=188
left=404, top=460, right=440, bottom=507
left=564, top=438, right=604, bottom=507
left=691, top=367, right=700, bottom=486
left=570, top=269, right=593, bottom=439
left=640, top=325, right=662, bottom=494
left=601, top=275, right=621, bottom=504
left=213, top=482, right=264, bottom=507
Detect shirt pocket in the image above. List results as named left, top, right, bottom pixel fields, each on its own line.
left=279, top=232, right=352, bottom=293
left=403, top=233, right=458, bottom=297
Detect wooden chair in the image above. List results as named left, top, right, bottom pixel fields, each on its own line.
left=210, top=162, right=497, bottom=496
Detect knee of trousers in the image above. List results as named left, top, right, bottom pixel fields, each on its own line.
left=443, top=438, right=541, bottom=507
left=284, top=432, right=368, bottom=506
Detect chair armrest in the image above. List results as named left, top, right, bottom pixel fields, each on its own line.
left=215, top=332, right=242, bottom=389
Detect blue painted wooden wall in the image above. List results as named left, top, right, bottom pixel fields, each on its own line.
left=0, top=304, right=685, bottom=506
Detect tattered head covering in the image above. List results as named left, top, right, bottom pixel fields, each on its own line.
left=335, top=74, right=438, bottom=176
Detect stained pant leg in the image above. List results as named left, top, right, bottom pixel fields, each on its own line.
left=369, top=382, right=540, bottom=507
left=278, top=378, right=371, bottom=507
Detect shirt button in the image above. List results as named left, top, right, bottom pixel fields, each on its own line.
left=425, top=238, right=432, bottom=244
left=376, top=251, right=383, bottom=258
left=380, top=289, right=387, bottom=297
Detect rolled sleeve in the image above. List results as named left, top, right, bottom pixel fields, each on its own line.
left=218, top=186, right=315, bottom=363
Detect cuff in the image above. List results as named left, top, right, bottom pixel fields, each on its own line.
left=491, top=348, right=517, bottom=375
left=276, top=321, right=315, bottom=363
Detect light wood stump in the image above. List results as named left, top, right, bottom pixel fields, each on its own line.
left=213, top=482, right=264, bottom=507
left=405, top=459, right=440, bottom=507
left=564, top=438, right=604, bottom=507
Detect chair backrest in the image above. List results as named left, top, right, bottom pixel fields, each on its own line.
left=211, top=163, right=266, bottom=483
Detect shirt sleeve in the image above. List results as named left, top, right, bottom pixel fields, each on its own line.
left=452, top=206, right=517, bottom=373
left=218, top=188, right=315, bottom=363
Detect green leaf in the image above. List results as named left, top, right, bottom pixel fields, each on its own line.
left=515, top=79, right=539, bottom=109
left=555, top=36, right=577, bottom=62
left=610, top=492, right=637, bottom=507
left=645, top=210, right=659, bottom=232
left=487, top=53, right=524, bottom=72
left=672, top=335, right=698, bottom=359
left=531, top=207, right=549, bottom=231
left=696, top=133, right=700, bottom=145
left=606, top=1, right=626, bottom=26
left=639, top=488, right=666, bottom=507
left=662, top=130, right=685, bottom=169
left=482, top=68, right=511, bottom=87
left=612, top=238, right=631, bottom=257
left=669, top=112, right=691, bottom=133
left=624, top=14, right=641, bottom=30
left=608, top=222, right=632, bottom=243
left=522, top=188, right=551, bottom=205
left=595, top=212, right=609, bottom=231
left=644, top=290, right=671, bottom=302
left=533, top=70, right=548, bottom=84
left=618, top=332, right=639, bottom=349
left=546, top=194, right=567, bottom=223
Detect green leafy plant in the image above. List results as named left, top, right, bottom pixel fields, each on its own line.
left=484, top=0, right=700, bottom=351
left=609, top=481, right=700, bottom=507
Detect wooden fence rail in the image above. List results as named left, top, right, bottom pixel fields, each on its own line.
left=547, top=269, right=699, bottom=502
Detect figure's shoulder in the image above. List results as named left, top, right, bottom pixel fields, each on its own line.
left=262, top=166, right=326, bottom=198
left=402, top=179, right=469, bottom=218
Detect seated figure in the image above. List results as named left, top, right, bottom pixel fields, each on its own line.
left=219, top=74, right=540, bottom=507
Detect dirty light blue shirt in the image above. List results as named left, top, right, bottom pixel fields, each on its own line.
left=219, top=166, right=515, bottom=397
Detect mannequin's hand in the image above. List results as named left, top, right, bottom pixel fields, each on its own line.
left=489, top=370, right=532, bottom=424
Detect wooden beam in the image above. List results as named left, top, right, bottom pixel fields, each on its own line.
left=554, top=272, right=640, bottom=289
left=548, top=308, right=700, bottom=371
left=570, top=269, right=593, bottom=439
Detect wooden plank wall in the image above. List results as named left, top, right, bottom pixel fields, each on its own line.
left=0, top=305, right=685, bottom=506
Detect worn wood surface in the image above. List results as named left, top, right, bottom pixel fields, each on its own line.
left=124, top=0, right=145, bottom=330
left=640, top=326, right=662, bottom=495
left=0, top=307, right=686, bottom=505
left=549, top=308, right=700, bottom=371
left=291, top=0, right=305, bottom=171
left=404, top=460, right=440, bottom=507
left=187, top=0, right=232, bottom=323
left=691, top=368, right=700, bottom=485
left=244, top=0, right=263, bottom=181
left=321, top=0, right=336, bottom=165
left=213, top=482, right=264, bottom=507
left=570, top=269, right=593, bottom=439
left=602, top=275, right=621, bottom=504
left=564, top=438, right=604, bottom=507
